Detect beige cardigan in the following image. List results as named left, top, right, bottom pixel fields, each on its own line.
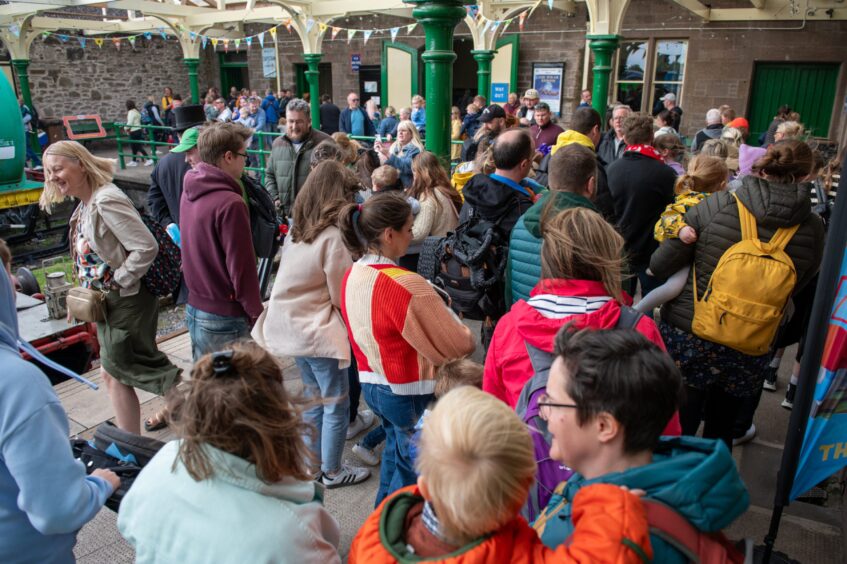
left=69, top=183, right=157, bottom=296
left=252, top=226, right=353, bottom=366
left=410, top=188, right=459, bottom=244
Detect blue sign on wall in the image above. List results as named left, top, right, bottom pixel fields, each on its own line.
left=491, top=83, right=509, bottom=103
left=351, top=54, right=361, bottom=72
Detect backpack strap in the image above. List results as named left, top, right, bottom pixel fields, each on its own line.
left=525, top=342, right=554, bottom=377
left=733, top=192, right=801, bottom=250
left=642, top=499, right=704, bottom=562
left=616, top=305, right=644, bottom=330
left=489, top=173, right=535, bottom=199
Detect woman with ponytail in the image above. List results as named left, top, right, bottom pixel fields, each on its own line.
left=338, top=191, right=476, bottom=506
left=649, top=140, right=825, bottom=448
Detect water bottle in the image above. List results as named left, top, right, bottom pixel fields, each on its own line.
left=166, top=223, right=181, bottom=248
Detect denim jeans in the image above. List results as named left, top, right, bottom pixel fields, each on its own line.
left=296, top=357, right=350, bottom=474
left=185, top=305, right=251, bottom=362
left=362, top=383, right=433, bottom=506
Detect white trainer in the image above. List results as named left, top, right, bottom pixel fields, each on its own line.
left=321, top=464, right=370, bottom=489
left=346, top=409, right=375, bottom=440
left=126, top=161, right=138, bottom=167
left=352, top=443, right=380, bottom=466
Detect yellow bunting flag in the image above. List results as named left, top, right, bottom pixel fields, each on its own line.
left=211, top=38, right=219, bottom=48
left=94, top=38, right=104, bottom=48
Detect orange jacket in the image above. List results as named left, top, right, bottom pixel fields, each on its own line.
left=349, top=484, right=652, bottom=564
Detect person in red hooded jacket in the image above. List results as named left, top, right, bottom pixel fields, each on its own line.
left=484, top=206, right=681, bottom=435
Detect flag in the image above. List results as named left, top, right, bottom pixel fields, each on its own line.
left=189, top=31, right=197, bottom=41
left=331, top=27, right=341, bottom=40
left=234, top=38, right=241, bottom=49
left=269, top=27, right=277, bottom=40
left=223, top=39, right=229, bottom=52
left=257, top=32, right=264, bottom=48
left=319, top=23, right=328, bottom=32
left=95, top=38, right=104, bottom=48
left=519, top=11, right=527, bottom=31
left=201, top=35, right=208, bottom=49
left=285, top=19, right=293, bottom=33
left=390, top=27, right=399, bottom=42
left=407, top=23, right=417, bottom=34
left=548, top=0, right=554, bottom=9
left=144, top=32, right=152, bottom=41
left=363, top=30, right=373, bottom=44
left=211, top=38, right=219, bottom=48
left=41, top=31, right=50, bottom=39
left=9, top=24, right=20, bottom=38
left=347, top=29, right=357, bottom=43
left=306, top=19, right=315, bottom=33
left=491, top=21, right=500, bottom=33
left=112, top=38, right=121, bottom=50
left=245, top=37, right=252, bottom=49
left=128, top=36, right=136, bottom=48
left=57, top=34, right=69, bottom=42
left=78, top=37, right=86, bottom=48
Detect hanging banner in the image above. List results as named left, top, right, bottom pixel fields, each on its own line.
left=269, top=27, right=277, bottom=41
left=95, top=38, right=104, bottom=48
left=246, top=37, right=252, bottom=49
left=390, top=27, right=400, bottom=42
left=347, top=29, right=357, bottom=43
left=331, top=27, right=341, bottom=40
left=234, top=38, right=241, bottom=49
left=201, top=36, right=208, bottom=49
left=306, top=19, right=315, bottom=33
left=257, top=32, right=264, bottom=48
left=128, top=36, right=136, bottom=48
left=532, top=62, right=565, bottom=116
left=144, top=32, right=152, bottom=41
left=262, top=48, right=277, bottom=78
left=790, top=248, right=847, bottom=498
left=406, top=23, right=417, bottom=34
left=112, top=38, right=121, bottom=50
left=363, top=30, right=373, bottom=44
left=189, top=31, right=197, bottom=41
left=519, top=11, right=527, bottom=31
left=78, top=37, right=86, bottom=49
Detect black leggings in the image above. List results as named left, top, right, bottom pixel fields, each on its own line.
left=680, top=385, right=744, bottom=450
left=129, top=130, right=148, bottom=159
left=348, top=352, right=360, bottom=424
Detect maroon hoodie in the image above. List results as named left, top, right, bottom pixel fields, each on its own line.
left=180, top=162, right=263, bottom=322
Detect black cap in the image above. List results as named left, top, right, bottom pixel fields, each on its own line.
left=479, top=104, right=506, bottom=123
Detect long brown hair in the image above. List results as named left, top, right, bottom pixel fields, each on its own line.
left=291, top=160, right=361, bottom=244
left=540, top=207, right=625, bottom=302
left=167, top=342, right=315, bottom=483
left=408, top=151, right=462, bottom=214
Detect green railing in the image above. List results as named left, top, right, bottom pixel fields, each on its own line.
left=112, top=124, right=464, bottom=183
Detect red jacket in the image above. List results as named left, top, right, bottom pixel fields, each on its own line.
left=349, top=484, right=652, bottom=564
left=484, top=279, right=680, bottom=434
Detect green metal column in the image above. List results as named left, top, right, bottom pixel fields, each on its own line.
left=409, top=0, right=469, bottom=163
left=184, top=58, right=200, bottom=104
left=11, top=59, right=40, bottom=156
left=303, top=53, right=322, bottom=130
left=586, top=35, right=620, bottom=121
left=471, top=49, right=495, bottom=102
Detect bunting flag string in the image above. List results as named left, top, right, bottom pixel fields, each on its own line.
left=21, top=2, right=544, bottom=52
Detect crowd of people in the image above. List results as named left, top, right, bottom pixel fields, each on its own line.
left=2, top=80, right=842, bottom=564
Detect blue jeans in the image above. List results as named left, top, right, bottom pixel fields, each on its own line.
left=296, top=357, right=350, bottom=474
left=361, top=425, right=386, bottom=450
left=185, top=305, right=251, bottom=362
left=362, top=384, right=433, bottom=506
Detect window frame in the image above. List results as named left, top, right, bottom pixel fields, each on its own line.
left=612, top=38, right=688, bottom=113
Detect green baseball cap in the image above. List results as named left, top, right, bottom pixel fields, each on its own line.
left=171, top=127, right=199, bottom=153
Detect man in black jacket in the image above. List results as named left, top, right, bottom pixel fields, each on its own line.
left=606, top=113, right=676, bottom=296
left=319, top=94, right=341, bottom=135
left=596, top=104, right=631, bottom=165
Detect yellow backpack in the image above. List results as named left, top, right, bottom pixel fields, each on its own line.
left=692, top=194, right=800, bottom=356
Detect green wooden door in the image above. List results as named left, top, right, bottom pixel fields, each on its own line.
left=748, top=62, right=839, bottom=145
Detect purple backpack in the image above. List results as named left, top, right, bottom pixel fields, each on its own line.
left=515, top=305, right=643, bottom=521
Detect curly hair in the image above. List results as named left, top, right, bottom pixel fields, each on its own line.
left=167, top=342, right=315, bottom=483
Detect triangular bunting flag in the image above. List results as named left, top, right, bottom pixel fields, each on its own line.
left=269, top=27, right=277, bottom=41
left=144, top=32, right=152, bottom=41
left=390, top=27, right=399, bottom=42
left=306, top=19, right=315, bottom=33
left=112, top=38, right=121, bottom=50
left=189, top=31, right=197, bottom=41
left=491, top=21, right=500, bottom=33
left=129, top=36, right=136, bottom=48
left=78, top=37, right=86, bottom=48
left=285, top=19, right=292, bottom=33
left=211, top=38, right=219, bottom=48
left=9, top=24, right=20, bottom=38
left=234, top=38, right=241, bottom=49
left=319, top=23, right=328, bottom=32
left=331, top=27, right=341, bottom=40
left=245, top=37, right=252, bottom=49
left=41, top=31, right=50, bottom=39
left=406, top=23, right=417, bottom=34
left=548, top=0, right=554, bottom=9
left=95, top=38, right=104, bottom=48
left=201, top=35, right=208, bottom=49
left=347, top=29, right=357, bottom=43
left=257, top=32, right=264, bottom=48
left=519, top=11, right=527, bottom=31
left=363, top=30, right=373, bottom=44
left=57, top=34, right=69, bottom=42
left=223, top=39, right=229, bottom=52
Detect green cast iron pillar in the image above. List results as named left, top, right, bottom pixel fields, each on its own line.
left=408, top=0, right=470, bottom=163
left=586, top=35, right=620, bottom=121
left=11, top=59, right=40, bottom=156
left=184, top=58, right=200, bottom=104
left=303, top=53, right=322, bottom=130
left=471, top=49, right=495, bottom=102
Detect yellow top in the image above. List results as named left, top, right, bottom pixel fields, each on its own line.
left=654, top=191, right=708, bottom=242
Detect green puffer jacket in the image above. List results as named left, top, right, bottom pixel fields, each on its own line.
left=264, top=128, right=331, bottom=217
left=506, top=191, right=596, bottom=305
left=649, top=175, right=825, bottom=333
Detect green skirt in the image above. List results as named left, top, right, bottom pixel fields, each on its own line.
left=96, top=284, right=180, bottom=395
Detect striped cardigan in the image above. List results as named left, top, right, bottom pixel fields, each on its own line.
left=341, top=255, right=476, bottom=395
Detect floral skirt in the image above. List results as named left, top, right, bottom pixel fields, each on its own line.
left=659, top=321, right=771, bottom=398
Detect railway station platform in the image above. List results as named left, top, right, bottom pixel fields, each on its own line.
left=57, top=330, right=844, bottom=563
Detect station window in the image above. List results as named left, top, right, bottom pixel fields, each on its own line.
left=613, top=39, right=688, bottom=114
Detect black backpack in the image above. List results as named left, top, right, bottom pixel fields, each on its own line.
left=139, top=213, right=182, bottom=297
left=419, top=207, right=512, bottom=322
left=242, top=174, right=280, bottom=259
left=70, top=422, right=165, bottom=512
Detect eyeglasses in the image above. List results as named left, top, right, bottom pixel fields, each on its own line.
left=537, top=393, right=578, bottom=421
left=234, top=152, right=249, bottom=159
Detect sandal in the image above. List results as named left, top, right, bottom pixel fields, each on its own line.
left=144, top=410, right=168, bottom=432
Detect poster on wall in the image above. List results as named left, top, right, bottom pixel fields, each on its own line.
left=262, top=48, right=276, bottom=78
left=532, top=62, right=565, bottom=116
